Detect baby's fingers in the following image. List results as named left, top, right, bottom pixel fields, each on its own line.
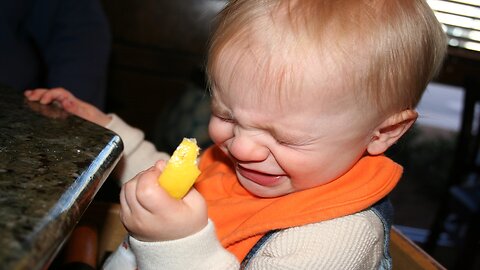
left=134, top=167, right=171, bottom=211
left=120, top=167, right=160, bottom=216
left=24, top=89, right=49, bottom=102
left=24, top=88, right=73, bottom=106
left=120, top=178, right=143, bottom=230
left=119, top=183, right=131, bottom=217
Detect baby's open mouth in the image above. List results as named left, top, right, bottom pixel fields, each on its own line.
left=236, top=165, right=284, bottom=187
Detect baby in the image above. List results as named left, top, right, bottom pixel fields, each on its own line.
left=25, top=0, right=446, bottom=269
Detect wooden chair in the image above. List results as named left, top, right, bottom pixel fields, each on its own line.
left=390, top=227, right=446, bottom=270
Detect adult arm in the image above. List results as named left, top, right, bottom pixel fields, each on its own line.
left=29, top=0, right=111, bottom=109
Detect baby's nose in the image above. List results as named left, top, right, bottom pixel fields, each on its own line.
left=228, top=132, right=269, bottom=162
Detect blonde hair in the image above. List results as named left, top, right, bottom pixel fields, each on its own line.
left=207, top=0, right=447, bottom=114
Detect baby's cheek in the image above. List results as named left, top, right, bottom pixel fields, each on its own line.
left=208, top=118, right=233, bottom=144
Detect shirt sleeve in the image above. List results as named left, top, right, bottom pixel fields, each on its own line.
left=106, top=114, right=170, bottom=184
left=129, top=220, right=239, bottom=270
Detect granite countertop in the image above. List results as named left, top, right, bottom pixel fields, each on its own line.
left=0, top=86, right=123, bottom=270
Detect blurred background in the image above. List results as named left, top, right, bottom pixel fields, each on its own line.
left=95, top=0, right=479, bottom=269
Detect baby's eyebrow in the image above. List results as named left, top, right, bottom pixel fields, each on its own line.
left=211, top=99, right=233, bottom=118
left=269, top=127, right=298, bottom=141
left=259, top=121, right=291, bottom=139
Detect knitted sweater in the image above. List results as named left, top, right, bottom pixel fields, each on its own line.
left=104, top=114, right=394, bottom=270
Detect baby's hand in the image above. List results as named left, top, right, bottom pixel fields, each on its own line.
left=120, top=160, right=208, bottom=242
left=24, top=87, right=111, bottom=126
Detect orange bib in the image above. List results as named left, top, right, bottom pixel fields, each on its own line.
left=195, top=146, right=402, bottom=261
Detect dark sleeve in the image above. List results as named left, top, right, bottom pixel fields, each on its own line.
left=29, top=0, right=111, bottom=109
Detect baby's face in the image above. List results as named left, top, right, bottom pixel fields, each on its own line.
left=208, top=41, right=381, bottom=198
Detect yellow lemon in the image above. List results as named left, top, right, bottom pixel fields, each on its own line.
left=158, top=138, right=201, bottom=199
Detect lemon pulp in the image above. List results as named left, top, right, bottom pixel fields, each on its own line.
left=157, top=138, right=201, bottom=199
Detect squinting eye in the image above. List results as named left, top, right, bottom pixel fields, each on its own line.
left=274, top=135, right=304, bottom=147
left=276, top=138, right=293, bottom=146
left=215, top=114, right=235, bottom=123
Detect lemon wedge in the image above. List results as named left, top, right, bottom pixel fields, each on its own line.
left=158, top=138, right=201, bottom=199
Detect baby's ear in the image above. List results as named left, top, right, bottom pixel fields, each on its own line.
left=367, top=109, right=418, bottom=155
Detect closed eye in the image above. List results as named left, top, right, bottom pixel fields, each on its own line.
left=272, top=131, right=315, bottom=148
left=275, top=138, right=301, bottom=146
left=213, top=113, right=236, bottom=124
left=210, top=99, right=236, bottom=124
left=273, top=134, right=302, bottom=146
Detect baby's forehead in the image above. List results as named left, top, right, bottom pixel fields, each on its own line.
left=211, top=35, right=350, bottom=107
left=207, top=1, right=371, bottom=112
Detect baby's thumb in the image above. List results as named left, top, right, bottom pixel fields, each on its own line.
left=154, top=160, right=167, bottom=171
left=183, top=188, right=207, bottom=210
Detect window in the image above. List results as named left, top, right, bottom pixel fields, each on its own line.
left=427, top=0, right=480, bottom=52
